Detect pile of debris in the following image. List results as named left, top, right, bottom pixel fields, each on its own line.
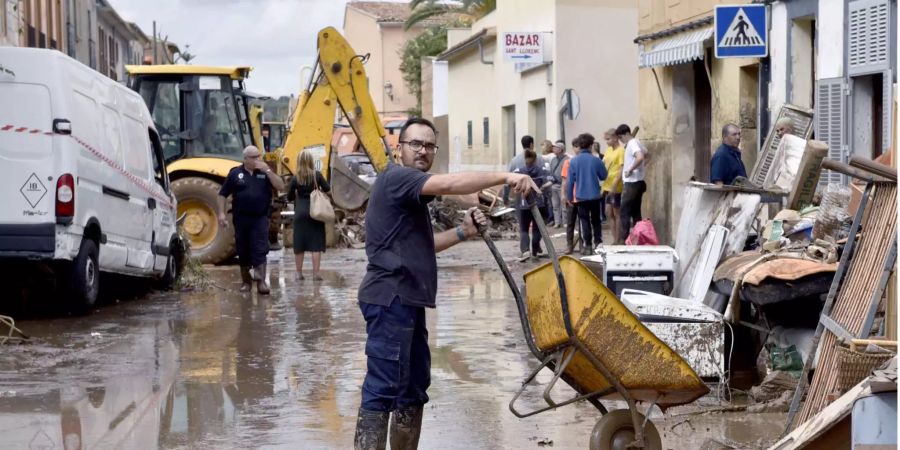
left=431, top=188, right=518, bottom=239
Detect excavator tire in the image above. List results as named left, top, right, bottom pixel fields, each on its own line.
left=172, top=177, right=235, bottom=265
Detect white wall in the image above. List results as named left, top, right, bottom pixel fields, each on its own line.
left=769, top=2, right=789, bottom=112
left=817, top=0, right=844, bottom=79
left=432, top=60, right=448, bottom=117
left=1, top=0, right=19, bottom=46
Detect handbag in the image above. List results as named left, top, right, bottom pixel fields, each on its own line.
left=308, top=173, right=335, bottom=223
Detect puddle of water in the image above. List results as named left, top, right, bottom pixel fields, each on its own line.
left=0, top=243, right=787, bottom=449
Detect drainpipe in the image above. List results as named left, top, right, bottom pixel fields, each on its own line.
left=478, top=37, right=493, bottom=65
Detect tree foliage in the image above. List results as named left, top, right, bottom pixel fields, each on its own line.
left=399, top=26, right=448, bottom=116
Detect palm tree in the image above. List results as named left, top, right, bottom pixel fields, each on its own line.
left=404, top=0, right=497, bottom=30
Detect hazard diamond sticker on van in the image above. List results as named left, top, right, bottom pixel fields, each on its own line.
left=715, top=4, right=768, bottom=58
left=20, top=173, right=47, bottom=208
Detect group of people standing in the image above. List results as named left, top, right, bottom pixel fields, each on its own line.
left=508, top=124, right=649, bottom=258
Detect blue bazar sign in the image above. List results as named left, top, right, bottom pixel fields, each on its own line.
left=715, top=4, right=768, bottom=58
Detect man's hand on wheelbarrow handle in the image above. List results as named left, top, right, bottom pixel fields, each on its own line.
left=464, top=207, right=489, bottom=237
left=507, top=173, right=541, bottom=198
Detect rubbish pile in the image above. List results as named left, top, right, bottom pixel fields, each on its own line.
left=577, top=104, right=897, bottom=446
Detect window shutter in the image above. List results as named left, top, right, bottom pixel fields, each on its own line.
left=848, top=0, right=891, bottom=76
left=816, top=78, right=847, bottom=187
left=883, top=69, right=893, bottom=154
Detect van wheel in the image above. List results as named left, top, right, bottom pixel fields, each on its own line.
left=157, top=241, right=183, bottom=290
left=68, top=238, right=99, bottom=313
left=172, top=177, right=235, bottom=264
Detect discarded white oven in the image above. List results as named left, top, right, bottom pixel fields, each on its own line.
left=580, top=246, right=678, bottom=297
left=620, top=291, right=726, bottom=379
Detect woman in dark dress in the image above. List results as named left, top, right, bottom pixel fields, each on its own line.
left=287, top=151, right=331, bottom=281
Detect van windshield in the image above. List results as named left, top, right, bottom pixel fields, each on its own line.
left=138, top=77, right=250, bottom=162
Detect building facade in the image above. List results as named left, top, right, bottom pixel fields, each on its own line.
left=439, top=0, right=639, bottom=172
left=768, top=0, right=897, bottom=185
left=95, top=0, right=149, bottom=81
left=635, top=0, right=764, bottom=244
left=343, top=1, right=456, bottom=115
left=3, top=0, right=154, bottom=82
left=17, top=0, right=66, bottom=51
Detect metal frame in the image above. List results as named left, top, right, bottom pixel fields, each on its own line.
left=477, top=201, right=653, bottom=448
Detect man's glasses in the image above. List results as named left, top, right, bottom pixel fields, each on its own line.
left=400, top=140, right=439, bottom=154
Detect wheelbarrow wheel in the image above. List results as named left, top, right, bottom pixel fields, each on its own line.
left=589, top=409, right=662, bottom=450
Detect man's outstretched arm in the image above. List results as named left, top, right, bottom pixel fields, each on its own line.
left=422, top=171, right=538, bottom=197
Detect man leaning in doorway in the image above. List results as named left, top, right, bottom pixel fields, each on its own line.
left=354, top=118, right=539, bottom=449
left=710, top=123, right=747, bottom=186
left=616, top=124, right=647, bottom=243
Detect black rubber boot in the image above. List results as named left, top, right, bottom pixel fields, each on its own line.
left=354, top=408, right=389, bottom=450
left=389, top=406, right=423, bottom=450
left=239, top=266, right=252, bottom=292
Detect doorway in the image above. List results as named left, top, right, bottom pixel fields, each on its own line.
left=693, top=59, right=712, bottom=182
left=502, top=105, right=516, bottom=160
left=739, top=64, right=760, bottom=168
left=529, top=99, right=547, bottom=145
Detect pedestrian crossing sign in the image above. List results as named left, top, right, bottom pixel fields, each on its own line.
left=715, top=4, right=768, bottom=58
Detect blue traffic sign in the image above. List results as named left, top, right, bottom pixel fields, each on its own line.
left=715, top=4, right=768, bottom=58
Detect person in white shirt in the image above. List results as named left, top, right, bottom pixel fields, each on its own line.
left=615, top=124, right=647, bottom=243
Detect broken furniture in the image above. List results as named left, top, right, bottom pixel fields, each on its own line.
left=580, top=245, right=678, bottom=297
left=770, top=357, right=896, bottom=450
left=786, top=165, right=897, bottom=430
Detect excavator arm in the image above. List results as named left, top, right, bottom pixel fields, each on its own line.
left=279, top=27, right=390, bottom=211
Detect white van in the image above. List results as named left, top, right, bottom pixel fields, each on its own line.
left=0, top=48, right=182, bottom=311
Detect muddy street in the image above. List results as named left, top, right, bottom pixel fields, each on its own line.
left=0, top=241, right=784, bottom=449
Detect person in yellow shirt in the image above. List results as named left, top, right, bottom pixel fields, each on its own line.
left=601, top=129, right=625, bottom=244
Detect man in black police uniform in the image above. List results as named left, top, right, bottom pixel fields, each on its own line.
left=354, top=118, right=539, bottom=449
left=217, top=145, right=285, bottom=294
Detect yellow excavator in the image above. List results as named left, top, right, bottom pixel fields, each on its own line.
left=126, top=27, right=388, bottom=264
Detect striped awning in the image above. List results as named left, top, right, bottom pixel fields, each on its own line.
left=639, top=26, right=714, bottom=68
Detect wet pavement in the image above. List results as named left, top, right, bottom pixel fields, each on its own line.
left=0, top=239, right=785, bottom=449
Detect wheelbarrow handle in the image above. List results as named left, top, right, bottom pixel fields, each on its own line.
left=472, top=209, right=544, bottom=359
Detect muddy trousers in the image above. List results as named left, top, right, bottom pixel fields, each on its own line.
left=550, top=184, right=566, bottom=226
left=517, top=208, right=545, bottom=255
left=359, top=299, right=431, bottom=412
left=577, top=199, right=603, bottom=248
left=618, top=181, right=646, bottom=243
left=233, top=214, right=269, bottom=267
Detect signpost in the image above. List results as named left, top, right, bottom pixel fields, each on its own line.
left=714, top=4, right=768, bottom=58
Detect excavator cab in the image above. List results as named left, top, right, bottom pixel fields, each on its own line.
left=126, top=65, right=260, bottom=264
left=128, top=66, right=256, bottom=164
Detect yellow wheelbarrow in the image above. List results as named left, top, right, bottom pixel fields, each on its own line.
left=477, top=202, right=709, bottom=450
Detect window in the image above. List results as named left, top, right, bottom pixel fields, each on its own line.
left=149, top=130, right=169, bottom=191
left=483, top=118, right=489, bottom=145
left=98, top=27, right=107, bottom=75
left=467, top=120, right=473, bottom=148
left=108, top=36, right=117, bottom=80
left=139, top=80, right=182, bottom=162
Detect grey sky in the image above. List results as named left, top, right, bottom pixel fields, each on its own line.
left=112, top=0, right=352, bottom=97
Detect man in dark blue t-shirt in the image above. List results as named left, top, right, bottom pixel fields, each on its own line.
left=354, top=118, right=539, bottom=449
left=710, top=123, right=747, bottom=185
left=217, top=145, right=284, bottom=294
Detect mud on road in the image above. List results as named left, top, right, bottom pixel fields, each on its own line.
left=0, top=240, right=784, bottom=449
